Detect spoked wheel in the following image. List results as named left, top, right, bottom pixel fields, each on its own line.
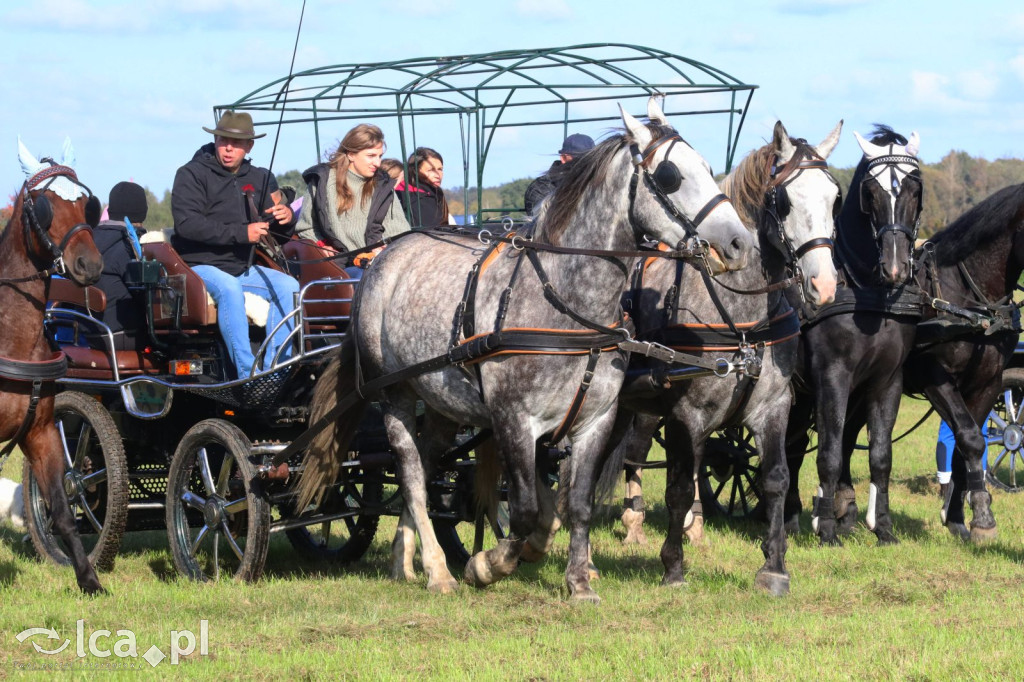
left=986, top=368, right=1024, bottom=493
left=699, top=426, right=764, bottom=519
left=431, top=461, right=511, bottom=569
left=284, top=478, right=386, bottom=563
left=23, top=391, right=128, bottom=572
left=165, top=419, right=270, bottom=582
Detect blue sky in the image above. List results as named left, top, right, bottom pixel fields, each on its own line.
left=2, top=0, right=1023, bottom=205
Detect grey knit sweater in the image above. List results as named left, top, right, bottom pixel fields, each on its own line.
left=295, top=168, right=410, bottom=250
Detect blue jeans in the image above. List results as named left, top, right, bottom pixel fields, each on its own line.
left=936, top=418, right=989, bottom=478
left=192, top=264, right=300, bottom=377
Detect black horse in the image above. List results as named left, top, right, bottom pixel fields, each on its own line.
left=785, top=125, right=924, bottom=545
left=898, top=184, right=1022, bottom=539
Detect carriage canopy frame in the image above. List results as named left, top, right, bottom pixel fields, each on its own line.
left=216, top=43, right=758, bottom=224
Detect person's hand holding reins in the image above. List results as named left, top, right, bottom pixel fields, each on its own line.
left=247, top=221, right=270, bottom=243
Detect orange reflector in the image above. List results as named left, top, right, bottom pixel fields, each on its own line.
left=224, top=410, right=235, bottom=416
left=170, top=359, right=204, bottom=376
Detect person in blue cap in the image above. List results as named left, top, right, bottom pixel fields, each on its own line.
left=523, top=133, right=595, bottom=215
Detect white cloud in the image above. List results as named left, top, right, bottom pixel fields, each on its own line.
left=910, top=70, right=986, bottom=114
left=514, top=0, right=572, bottom=20
left=957, top=69, right=998, bottom=100
left=778, top=0, right=873, bottom=15
left=4, top=0, right=152, bottom=32
left=1010, top=53, right=1024, bottom=85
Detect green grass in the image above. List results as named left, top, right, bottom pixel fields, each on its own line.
left=1, top=398, right=1023, bottom=680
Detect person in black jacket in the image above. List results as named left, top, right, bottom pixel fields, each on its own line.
left=91, top=181, right=147, bottom=347
left=395, top=147, right=450, bottom=229
left=171, top=110, right=299, bottom=377
left=523, top=133, right=595, bottom=215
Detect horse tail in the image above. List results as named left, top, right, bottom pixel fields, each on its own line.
left=595, top=412, right=658, bottom=507
left=473, top=436, right=502, bottom=519
left=293, top=334, right=368, bottom=511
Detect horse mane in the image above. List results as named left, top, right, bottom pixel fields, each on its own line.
left=929, top=183, right=1024, bottom=266
left=536, top=122, right=677, bottom=245
left=720, top=138, right=824, bottom=229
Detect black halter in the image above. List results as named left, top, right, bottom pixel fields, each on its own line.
left=2, top=162, right=98, bottom=283
left=627, top=133, right=730, bottom=254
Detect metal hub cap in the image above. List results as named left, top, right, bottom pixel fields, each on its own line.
left=63, top=471, right=83, bottom=497
left=203, top=498, right=225, bottom=527
left=1003, top=424, right=1023, bottom=451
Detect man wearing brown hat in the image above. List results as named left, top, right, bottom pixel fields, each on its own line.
left=171, top=110, right=299, bottom=377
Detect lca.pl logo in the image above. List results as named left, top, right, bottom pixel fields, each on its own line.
left=16, top=619, right=209, bottom=668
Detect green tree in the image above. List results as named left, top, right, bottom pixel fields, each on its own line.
left=145, top=188, right=174, bottom=230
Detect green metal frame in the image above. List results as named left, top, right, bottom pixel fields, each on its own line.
left=217, top=43, right=757, bottom=224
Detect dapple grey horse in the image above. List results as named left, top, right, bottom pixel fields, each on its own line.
left=296, top=99, right=754, bottom=602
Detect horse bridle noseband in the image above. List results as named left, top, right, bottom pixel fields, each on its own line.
left=4, top=162, right=98, bottom=283
left=627, top=132, right=730, bottom=255
left=861, top=153, right=921, bottom=241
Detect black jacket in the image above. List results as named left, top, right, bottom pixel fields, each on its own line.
left=171, top=143, right=294, bottom=276
left=523, top=160, right=565, bottom=215
left=92, top=219, right=143, bottom=333
left=301, top=163, right=397, bottom=250
left=396, top=181, right=448, bottom=229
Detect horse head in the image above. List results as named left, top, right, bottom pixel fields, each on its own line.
left=621, top=98, right=754, bottom=273
left=761, top=120, right=843, bottom=306
left=848, top=127, right=922, bottom=286
left=16, top=138, right=103, bottom=286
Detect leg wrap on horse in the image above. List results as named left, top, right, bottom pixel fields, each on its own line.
left=623, top=495, right=645, bottom=512
left=966, top=469, right=987, bottom=492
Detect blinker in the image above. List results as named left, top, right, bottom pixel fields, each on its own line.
left=85, top=195, right=101, bottom=228
left=32, top=195, right=54, bottom=231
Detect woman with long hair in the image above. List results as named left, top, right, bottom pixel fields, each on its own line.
left=395, top=147, right=450, bottom=228
left=295, top=123, right=410, bottom=262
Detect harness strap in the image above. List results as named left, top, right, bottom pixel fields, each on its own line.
left=546, top=348, right=601, bottom=447
left=0, top=379, right=45, bottom=475
left=0, top=351, right=68, bottom=382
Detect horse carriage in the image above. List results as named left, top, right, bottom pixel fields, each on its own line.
left=19, top=45, right=781, bottom=595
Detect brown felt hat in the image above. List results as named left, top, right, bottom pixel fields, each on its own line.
left=202, top=111, right=265, bottom=140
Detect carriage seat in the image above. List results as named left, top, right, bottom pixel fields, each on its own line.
left=283, top=239, right=354, bottom=321
left=49, top=277, right=107, bottom=316
left=139, top=230, right=270, bottom=329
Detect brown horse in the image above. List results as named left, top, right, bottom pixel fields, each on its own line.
left=1, top=149, right=104, bottom=593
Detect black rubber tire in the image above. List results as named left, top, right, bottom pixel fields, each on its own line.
left=698, top=426, right=765, bottom=519
left=23, top=391, right=128, bottom=572
left=433, top=498, right=510, bottom=569
left=165, top=419, right=270, bottom=582
left=284, top=479, right=383, bottom=563
left=986, top=367, right=1024, bottom=493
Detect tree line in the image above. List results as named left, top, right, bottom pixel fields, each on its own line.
left=3, top=151, right=1023, bottom=237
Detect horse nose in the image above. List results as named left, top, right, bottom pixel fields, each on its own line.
left=76, top=255, right=102, bottom=285
left=725, top=233, right=752, bottom=269
left=810, top=275, right=836, bottom=305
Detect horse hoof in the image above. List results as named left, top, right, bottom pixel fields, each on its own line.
left=622, top=529, right=648, bottom=546
left=875, top=530, right=899, bottom=546
left=520, top=541, right=546, bottom=563
left=660, top=575, right=687, bottom=588
left=82, top=583, right=107, bottom=596
left=970, top=524, right=997, bottom=543
left=818, top=534, right=842, bottom=548
left=755, top=570, right=790, bottom=596
left=569, top=588, right=601, bottom=604
left=946, top=522, right=970, bottom=542
left=464, top=553, right=494, bottom=588
left=427, top=578, right=459, bottom=595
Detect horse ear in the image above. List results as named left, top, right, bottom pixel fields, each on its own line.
left=33, top=195, right=53, bottom=231
left=18, top=136, right=44, bottom=180
left=905, top=131, right=920, bottom=157
left=60, top=137, right=76, bottom=168
left=815, top=120, right=843, bottom=160
left=85, top=195, right=101, bottom=228
left=854, top=131, right=884, bottom=159
left=620, top=104, right=652, bottom=149
left=772, top=121, right=796, bottom=163
left=647, top=97, right=667, bottom=125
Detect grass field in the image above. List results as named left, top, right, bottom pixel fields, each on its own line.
left=1, top=397, right=1022, bottom=680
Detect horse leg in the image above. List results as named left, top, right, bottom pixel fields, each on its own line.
left=619, top=412, right=658, bottom=545
left=383, top=397, right=458, bottom=594
left=812, top=374, right=851, bottom=546
left=23, top=423, right=104, bottom=594
left=784, top=393, right=814, bottom=534
left=465, top=421, right=534, bottom=588
left=926, top=384, right=995, bottom=541
left=864, top=384, right=901, bottom=545
left=684, top=466, right=705, bottom=545
left=390, top=506, right=417, bottom=581
left=752, top=414, right=791, bottom=596
left=659, top=419, right=694, bottom=587
left=563, top=408, right=619, bottom=603
left=835, top=399, right=865, bottom=535
left=522, top=468, right=561, bottom=562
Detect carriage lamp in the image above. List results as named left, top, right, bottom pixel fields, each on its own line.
left=170, top=359, right=204, bottom=376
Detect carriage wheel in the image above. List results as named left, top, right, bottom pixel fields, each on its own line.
left=431, top=466, right=510, bottom=569
left=23, top=391, right=128, bottom=572
left=986, top=368, right=1024, bottom=493
left=165, top=419, right=270, bottom=582
left=698, top=426, right=764, bottom=519
left=284, top=478, right=384, bottom=563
